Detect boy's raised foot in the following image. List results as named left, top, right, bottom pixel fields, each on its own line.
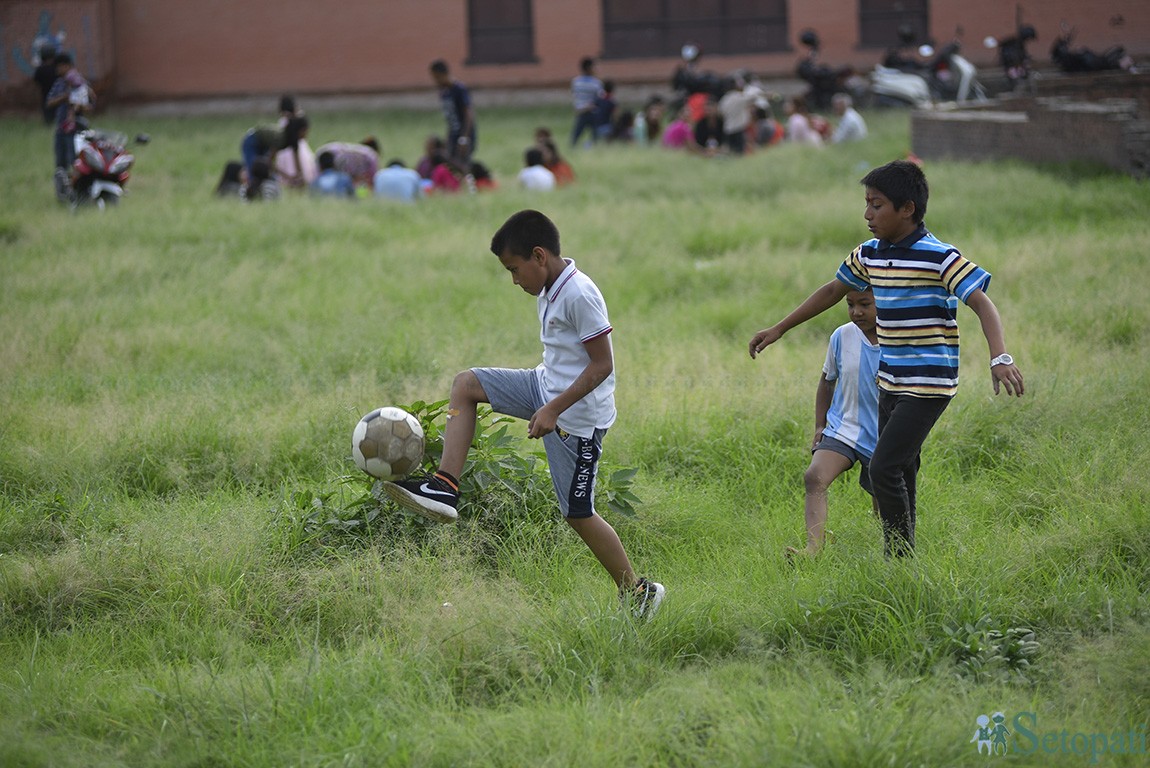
left=623, top=577, right=665, bottom=621
left=382, top=473, right=460, bottom=523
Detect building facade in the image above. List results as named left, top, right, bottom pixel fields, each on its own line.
left=2, top=0, right=1147, bottom=107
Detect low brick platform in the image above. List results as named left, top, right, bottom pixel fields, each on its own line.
left=911, top=72, right=1150, bottom=177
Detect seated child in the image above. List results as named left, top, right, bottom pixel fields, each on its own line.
left=310, top=150, right=356, bottom=198
left=518, top=147, right=556, bottom=191
left=242, top=157, right=280, bottom=202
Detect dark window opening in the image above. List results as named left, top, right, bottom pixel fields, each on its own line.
left=468, top=0, right=535, bottom=64
left=858, top=0, right=930, bottom=50
left=602, top=0, right=789, bottom=60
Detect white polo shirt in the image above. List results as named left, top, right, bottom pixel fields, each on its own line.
left=518, top=165, right=556, bottom=191
left=536, top=259, right=616, bottom=437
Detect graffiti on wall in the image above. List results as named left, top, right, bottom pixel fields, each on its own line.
left=0, top=4, right=105, bottom=88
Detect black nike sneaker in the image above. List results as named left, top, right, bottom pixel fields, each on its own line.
left=382, top=472, right=460, bottom=523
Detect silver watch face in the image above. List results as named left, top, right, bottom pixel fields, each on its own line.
left=993, top=353, right=1014, bottom=366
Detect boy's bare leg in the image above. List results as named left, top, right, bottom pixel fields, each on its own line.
left=438, top=370, right=486, bottom=480
left=565, top=514, right=636, bottom=589
left=797, top=450, right=853, bottom=555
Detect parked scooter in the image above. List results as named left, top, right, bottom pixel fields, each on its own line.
left=920, top=38, right=988, bottom=103
left=70, top=128, right=136, bottom=209
left=870, top=64, right=932, bottom=108
left=874, top=26, right=986, bottom=106
left=1051, top=22, right=1137, bottom=74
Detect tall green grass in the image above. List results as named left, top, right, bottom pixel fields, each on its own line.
left=1, top=103, right=1148, bottom=766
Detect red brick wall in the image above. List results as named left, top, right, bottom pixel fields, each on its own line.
left=911, top=73, right=1150, bottom=177
left=2, top=0, right=1148, bottom=106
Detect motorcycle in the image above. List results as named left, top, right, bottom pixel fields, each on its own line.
left=795, top=29, right=869, bottom=111
left=70, top=128, right=136, bottom=209
left=669, top=42, right=725, bottom=117
left=983, top=16, right=1037, bottom=91
left=1051, top=22, right=1137, bottom=74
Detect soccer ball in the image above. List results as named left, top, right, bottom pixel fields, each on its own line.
left=351, top=407, right=425, bottom=480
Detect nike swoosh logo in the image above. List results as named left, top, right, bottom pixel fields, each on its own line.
left=419, top=483, right=456, bottom=498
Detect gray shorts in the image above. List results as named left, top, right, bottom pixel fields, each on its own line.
left=472, top=367, right=605, bottom=519
left=813, top=435, right=873, bottom=494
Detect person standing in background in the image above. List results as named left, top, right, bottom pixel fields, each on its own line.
left=430, top=59, right=477, bottom=166
left=570, top=56, right=603, bottom=147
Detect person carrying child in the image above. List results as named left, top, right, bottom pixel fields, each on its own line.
left=749, top=159, right=1024, bottom=557
left=789, top=287, right=880, bottom=558
left=383, top=210, right=665, bottom=619
left=45, top=53, right=92, bottom=199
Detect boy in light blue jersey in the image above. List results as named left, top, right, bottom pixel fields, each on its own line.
left=385, top=210, right=664, bottom=619
left=750, top=160, right=1025, bottom=557
left=789, top=288, right=880, bottom=558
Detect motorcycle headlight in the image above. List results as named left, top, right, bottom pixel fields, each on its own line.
left=81, top=145, right=105, bottom=172
left=109, top=153, right=134, bottom=175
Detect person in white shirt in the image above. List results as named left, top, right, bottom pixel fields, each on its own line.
left=383, top=210, right=665, bottom=620
left=831, top=93, right=868, bottom=143
left=717, top=73, right=764, bottom=155
left=517, top=147, right=556, bottom=191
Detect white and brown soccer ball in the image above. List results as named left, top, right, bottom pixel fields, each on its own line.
left=351, top=407, right=425, bottom=480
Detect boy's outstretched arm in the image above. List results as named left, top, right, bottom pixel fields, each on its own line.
left=749, top=280, right=850, bottom=359
left=966, top=289, right=1025, bottom=396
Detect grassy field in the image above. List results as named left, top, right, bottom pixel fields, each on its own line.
left=1, top=101, right=1148, bottom=767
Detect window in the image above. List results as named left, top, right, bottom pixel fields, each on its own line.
left=602, top=0, right=788, bottom=60
left=858, top=0, right=929, bottom=50
left=468, top=0, right=535, bottom=64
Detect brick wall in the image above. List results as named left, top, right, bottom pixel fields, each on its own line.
left=911, top=73, right=1150, bottom=177
left=3, top=0, right=1149, bottom=107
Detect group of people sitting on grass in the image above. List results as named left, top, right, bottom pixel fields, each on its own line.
left=215, top=95, right=499, bottom=203
left=214, top=84, right=868, bottom=202
left=657, top=85, right=867, bottom=156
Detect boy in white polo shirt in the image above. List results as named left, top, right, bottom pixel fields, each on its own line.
left=385, top=210, right=664, bottom=619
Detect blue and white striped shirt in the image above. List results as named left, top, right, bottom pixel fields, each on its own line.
left=835, top=224, right=991, bottom=398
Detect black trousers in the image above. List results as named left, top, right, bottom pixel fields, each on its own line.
left=869, top=391, right=951, bottom=557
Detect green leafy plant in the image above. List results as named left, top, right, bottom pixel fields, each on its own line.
left=944, top=615, right=1040, bottom=683
left=280, top=400, right=642, bottom=550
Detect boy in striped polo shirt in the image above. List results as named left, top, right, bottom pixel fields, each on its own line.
left=749, top=160, right=1024, bottom=557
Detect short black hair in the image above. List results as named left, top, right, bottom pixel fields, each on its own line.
left=317, top=151, right=335, bottom=170
left=56, top=52, right=73, bottom=65
left=524, top=147, right=545, bottom=167
left=861, top=160, right=929, bottom=222
left=580, top=56, right=595, bottom=74
left=490, top=210, right=561, bottom=259
left=429, top=59, right=449, bottom=74
left=284, top=115, right=309, bottom=147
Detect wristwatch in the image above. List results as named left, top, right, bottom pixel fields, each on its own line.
left=990, top=353, right=1014, bottom=367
